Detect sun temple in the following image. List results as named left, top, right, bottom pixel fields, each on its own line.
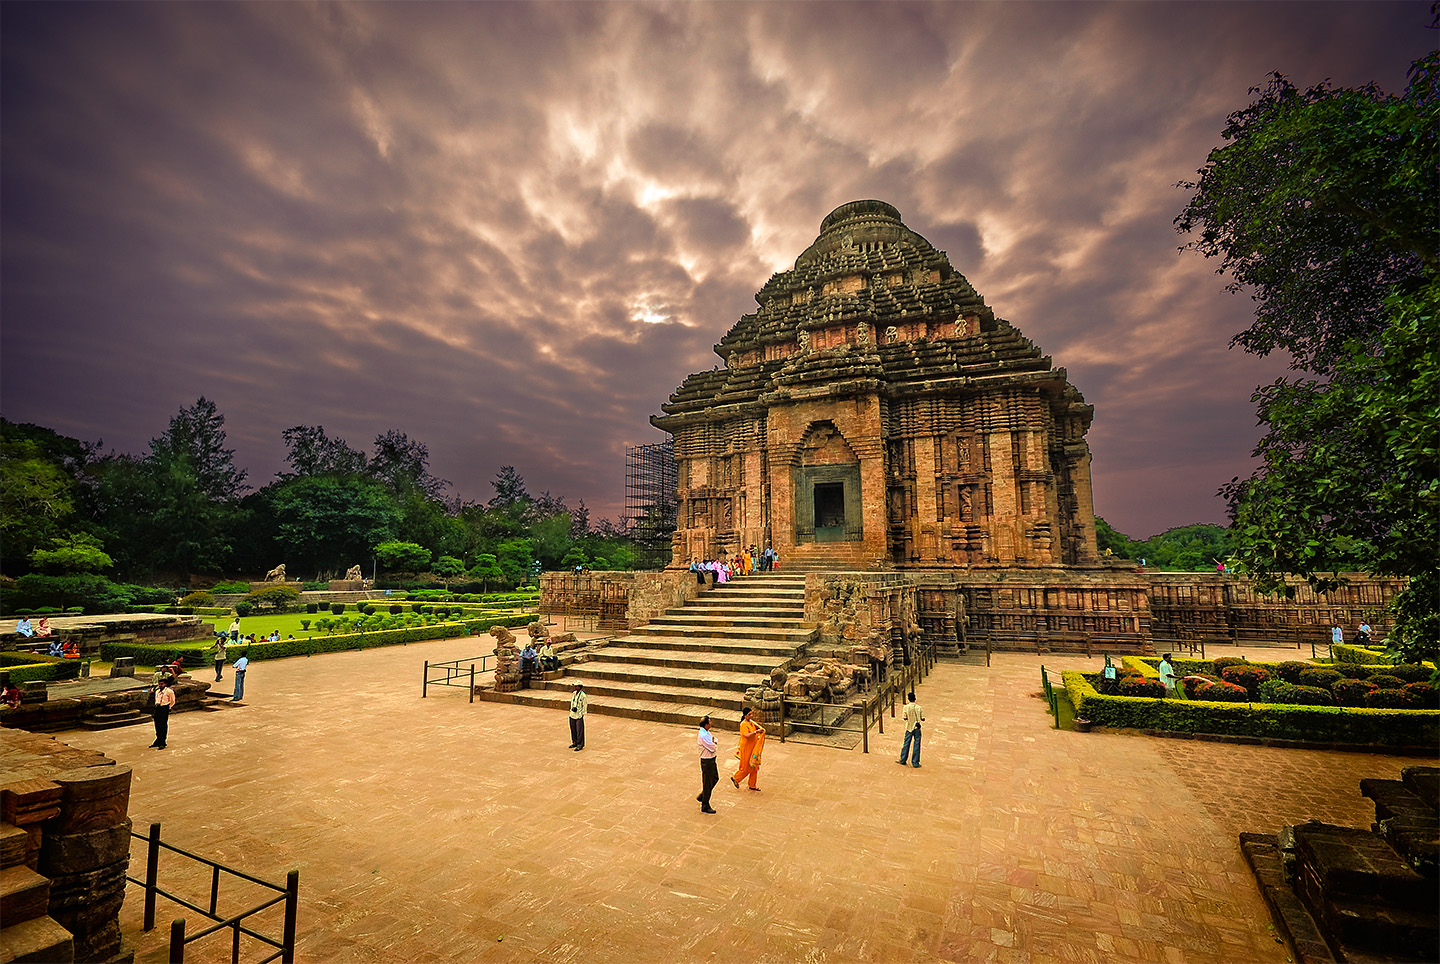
left=653, top=200, right=1100, bottom=571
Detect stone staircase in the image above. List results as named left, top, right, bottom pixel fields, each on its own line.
left=479, top=573, right=815, bottom=731
left=0, top=806, right=74, bottom=963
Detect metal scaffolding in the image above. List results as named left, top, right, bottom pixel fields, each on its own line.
left=625, top=438, right=678, bottom=559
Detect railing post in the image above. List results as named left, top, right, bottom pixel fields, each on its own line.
left=861, top=701, right=868, bottom=754
left=422, top=661, right=429, bottom=698
left=169, top=918, right=186, bottom=963
left=778, top=696, right=785, bottom=743
left=209, top=864, right=220, bottom=916
left=232, top=921, right=241, bottom=963
left=877, top=693, right=883, bottom=735
left=282, top=869, right=299, bottom=964
left=144, top=822, right=161, bottom=931
left=469, top=665, right=475, bottom=704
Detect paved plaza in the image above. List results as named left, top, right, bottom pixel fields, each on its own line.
left=49, top=638, right=1418, bottom=963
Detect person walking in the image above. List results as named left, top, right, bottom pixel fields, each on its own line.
left=568, top=682, right=587, bottom=750
left=730, top=706, right=767, bottom=791
left=1158, top=654, right=1177, bottom=695
left=697, top=715, right=719, bottom=813
left=231, top=651, right=248, bottom=701
left=897, top=691, right=924, bottom=768
left=213, top=635, right=227, bottom=682
left=151, top=677, right=175, bottom=749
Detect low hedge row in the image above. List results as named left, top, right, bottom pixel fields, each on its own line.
left=1333, top=642, right=1389, bottom=664
left=129, top=605, right=232, bottom=617
left=100, top=614, right=535, bottom=666
left=0, top=651, right=85, bottom=684
left=1063, top=670, right=1439, bottom=746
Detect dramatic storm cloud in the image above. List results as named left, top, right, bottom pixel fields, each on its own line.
left=1, top=1, right=1429, bottom=536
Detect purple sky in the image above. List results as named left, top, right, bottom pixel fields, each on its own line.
left=2, top=2, right=1430, bottom=538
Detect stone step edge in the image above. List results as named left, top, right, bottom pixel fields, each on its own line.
left=531, top=679, right=756, bottom=705
left=473, top=690, right=762, bottom=732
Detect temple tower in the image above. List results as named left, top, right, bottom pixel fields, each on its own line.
left=653, top=200, right=1100, bottom=571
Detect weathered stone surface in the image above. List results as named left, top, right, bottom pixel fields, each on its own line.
left=49, top=766, right=130, bottom=836
left=69, top=917, right=121, bottom=963
left=39, top=819, right=132, bottom=876
left=0, top=863, right=51, bottom=925
left=47, top=859, right=127, bottom=932
left=0, top=914, right=75, bottom=963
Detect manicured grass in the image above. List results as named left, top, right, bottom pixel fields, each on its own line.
left=206, top=612, right=328, bottom=639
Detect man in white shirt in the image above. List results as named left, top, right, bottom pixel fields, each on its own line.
left=568, top=682, right=587, bottom=750
left=897, top=692, right=924, bottom=768
left=151, top=677, right=176, bottom=749
left=697, top=715, right=719, bottom=813
left=231, top=652, right=249, bottom=701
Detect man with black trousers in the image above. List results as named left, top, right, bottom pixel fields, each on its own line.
left=697, top=715, right=719, bottom=813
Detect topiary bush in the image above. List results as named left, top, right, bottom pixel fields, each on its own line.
left=1404, top=681, right=1438, bottom=707
left=1275, top=661, right=1313, bottom=683
left=233, top=601, right=254, bottom=618
left=1332, top=679, right=1378, bottom=707
left=361, top=604, right=376, bottom=616
left=1195, top=680, right=1251, bottom=702
left=1258, top=679, right=1292, bottom=703
left=1221, top=664, right=1272, bottom=694
left=212, top=581, right=251, bottom=594
left=1285, top=685, right=1334, bottom=707
left=1213, top=656, right=1248, bottom=675
left=307, top=603, right=319, bottom=614
left=331, top=603, right=346, bottom=615
left=1389, top=664, right=1432, bottom=683
left=1181, top=676, right=1215, bottom=699
left=1333, top=664, right=1375, bottom=679
left=1118, top=676, right=1166, bottom=698
left=179, top=590, right=215, bottom=607
left=1368, top=674, right=1407, bottom=690
left=1366, top=688, right=1419, bottom=709
left=1298, top=668, right=1344, bottom=690
left=390, top=604, right=403, bottom=615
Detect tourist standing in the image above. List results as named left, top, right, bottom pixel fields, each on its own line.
left=1331, top=625, right=1344, bottom=648
left=213, top=636, right=227, bottom=681
left=1158, top=654, right=1177, bottom=695
left=568, top=682, right=587, bottom=750
left=730, top=706, right=767, bottom=791
left=231, top=651, right=248, bottom=701
left=151, top=677, right=175, bottom=749
left=228, top=617, right=240, bottom=644
left=697, top=715, right=719, bottom=813
left=897, top=691, right=924, bottom=768
left=1356, top=621, right=1373, bottom=646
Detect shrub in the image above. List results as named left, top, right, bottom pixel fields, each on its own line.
left=242, top=585, right=300, bottom=613
left=315, top=618, right=331, bottom=634
left=1332, top=679, right=1378, bottom=707
left=1181, top=676, right=1214, bottom=699
left=233, top=601, right=254, bottom=618
left=1258, top=679, right=1292, bottom=703
left=179, top=590, right=215, bottom=607
left=1298, top=668, right=1344, bottom=689
left=302, top=581, right=328, bottom=591
left=1366, top=688, right=1419, bottom=709
left=212, top=581, right=251, bottom=594
left=362, top=604, right=376, bottom=616
left=412, top=604, right=424, bottom=614
left=0, top=651, right=83, bottom=684
left=1368, top=675, right=1406, bottom=690
left=1195, top=681, right=1251, bottom=702
left=1333, top=642, right=1388, bottom=664
left=1333, top=664, right=1374, bottom=679
left=1404, top=682, right=1438, bottom=707
left=1275, top=661, right=1313, bottom=683
left=307, top=603, right=319, bottom=614
left=1284, top=685, right=1335, bottom=707
left=1213, top=656, right=1248, bottom=675
left=1388, top=664, right=1432, bottom=683
left=299, top=620, right=311, bottom=631
left=1118, top=676, right=1166, bottom=698
left=331, top=603, right=346, bottom=615
left=390, top=604, right=403, bottom=615
left=1221, top=664, right=1272, bottom=694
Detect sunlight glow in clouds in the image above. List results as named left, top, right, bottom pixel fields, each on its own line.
left=1, top=1, right=1430, bottom=537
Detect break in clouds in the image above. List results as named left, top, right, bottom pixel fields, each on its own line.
left=1, top=1, right=1430, bottom=536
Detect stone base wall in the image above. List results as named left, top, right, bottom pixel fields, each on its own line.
left=539, top=571, right=703, bottom=632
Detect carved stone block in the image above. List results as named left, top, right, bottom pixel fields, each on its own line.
left=48, top=767, right=131, bottom=836
left=40, top=819, right=132, bottom=877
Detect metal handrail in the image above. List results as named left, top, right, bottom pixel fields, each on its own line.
left=125, top=821, right=298, bottom=964
left=422, top=655, right=491, bottom=701
left=778, top=637, right=937, bottom=753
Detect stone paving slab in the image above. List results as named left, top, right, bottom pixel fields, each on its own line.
left=43, top=641, right=1420, bottom=963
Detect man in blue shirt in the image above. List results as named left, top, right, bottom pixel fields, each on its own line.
left=697, top=716, right=719, bottom=813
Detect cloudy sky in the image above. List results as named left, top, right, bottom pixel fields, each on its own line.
left=2, top=2, right=1430, bottom=538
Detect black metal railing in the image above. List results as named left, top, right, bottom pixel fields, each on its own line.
left=422, top=655, right=492, bottom=701
left=126, top=822, right=298, bottom=964
left=778, top=637, right=937, bottom=752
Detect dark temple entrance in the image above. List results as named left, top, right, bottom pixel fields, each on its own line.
left=814, top=483, right=846, bottom=541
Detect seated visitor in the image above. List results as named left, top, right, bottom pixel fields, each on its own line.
left=519, top=642, right=539, bottom=679
left=539, top=642, right=558, bottom=671
left=48, top=639, right=65, bottom=657
left=35, top=617, right=52, bottom=637
left=1, top=681, right=21, bottom=709
left=62, top=641, right=81, bottom=658
left=15, top=617, right=35, bottom=638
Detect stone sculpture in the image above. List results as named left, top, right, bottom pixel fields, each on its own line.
left=345, top=565, right=363, bottom=581
left=265, top=564, right=286, bottom=582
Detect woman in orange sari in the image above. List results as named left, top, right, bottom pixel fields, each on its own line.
left=730, top=706, right=767, bottom=790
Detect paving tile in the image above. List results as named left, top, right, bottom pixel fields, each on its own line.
left=42, top=644, right=1423, bottom=962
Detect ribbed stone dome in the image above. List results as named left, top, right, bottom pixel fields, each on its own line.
left=795, top=200, right=927, bottom=266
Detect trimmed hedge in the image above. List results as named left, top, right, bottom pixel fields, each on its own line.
left=130, top=605, right=231, bottom=617
left=1334, top=642, right=1388, bottom=664
left=1063, top=670, right=1440, bottom=746
left=0, top=651, right=84, bottom=684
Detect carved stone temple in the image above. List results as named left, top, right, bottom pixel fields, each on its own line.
left=653, top=199, right=1100, bottom=571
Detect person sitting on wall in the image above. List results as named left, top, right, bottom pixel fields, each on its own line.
left=48, top=639, right=65, bottom=657
left=539, top=642, right=558, bottom=672
left=1, top=680, right=21, bottom=709
left=62, top=641, right=81, bottom=658
left=35, top=618, right=52, bottom=637
left=519, top=641, right=540, bottom=685
left=15, top=617, right=35, bottom=638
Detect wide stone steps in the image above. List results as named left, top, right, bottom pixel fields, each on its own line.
left=605, top=635, right=800, bottom=658
left=482, top=688, right=749, bottom=731
left=537, top=676, right=751, bottom=710
left=559, top=663, right=761, bottom=693
left=584, top=647, right=787, bottom=676
left=637, top=618, right=811, bottom=640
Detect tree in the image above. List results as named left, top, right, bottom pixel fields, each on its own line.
left=374, top=540, right=430, bottom=572
left=1093, top=517, right=1138, bottom=559
left=149, top=398, right=247, bottom=502
left=467, top=553, right=504, bottom=591
left=1178, top=51, right=1439, bottom=659
left=370, top=430, right=446, bottom=498
left=432, top=555, right=464, bottom=588
left=1, top=431, right=78, bottom=576
left=29, top=532, right=113, bottom=573
left=279, top=425, right=368, bottom=478
left=269, top=475, right=400, bottom=576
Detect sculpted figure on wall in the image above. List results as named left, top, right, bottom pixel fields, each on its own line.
left=266, top=564, right=287, bottom=582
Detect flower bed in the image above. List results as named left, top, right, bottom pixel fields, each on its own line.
left=1063, top=668, right=1439, bottom=746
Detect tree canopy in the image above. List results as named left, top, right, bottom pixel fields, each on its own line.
left=1178, top=51, right=1438, bottom=659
